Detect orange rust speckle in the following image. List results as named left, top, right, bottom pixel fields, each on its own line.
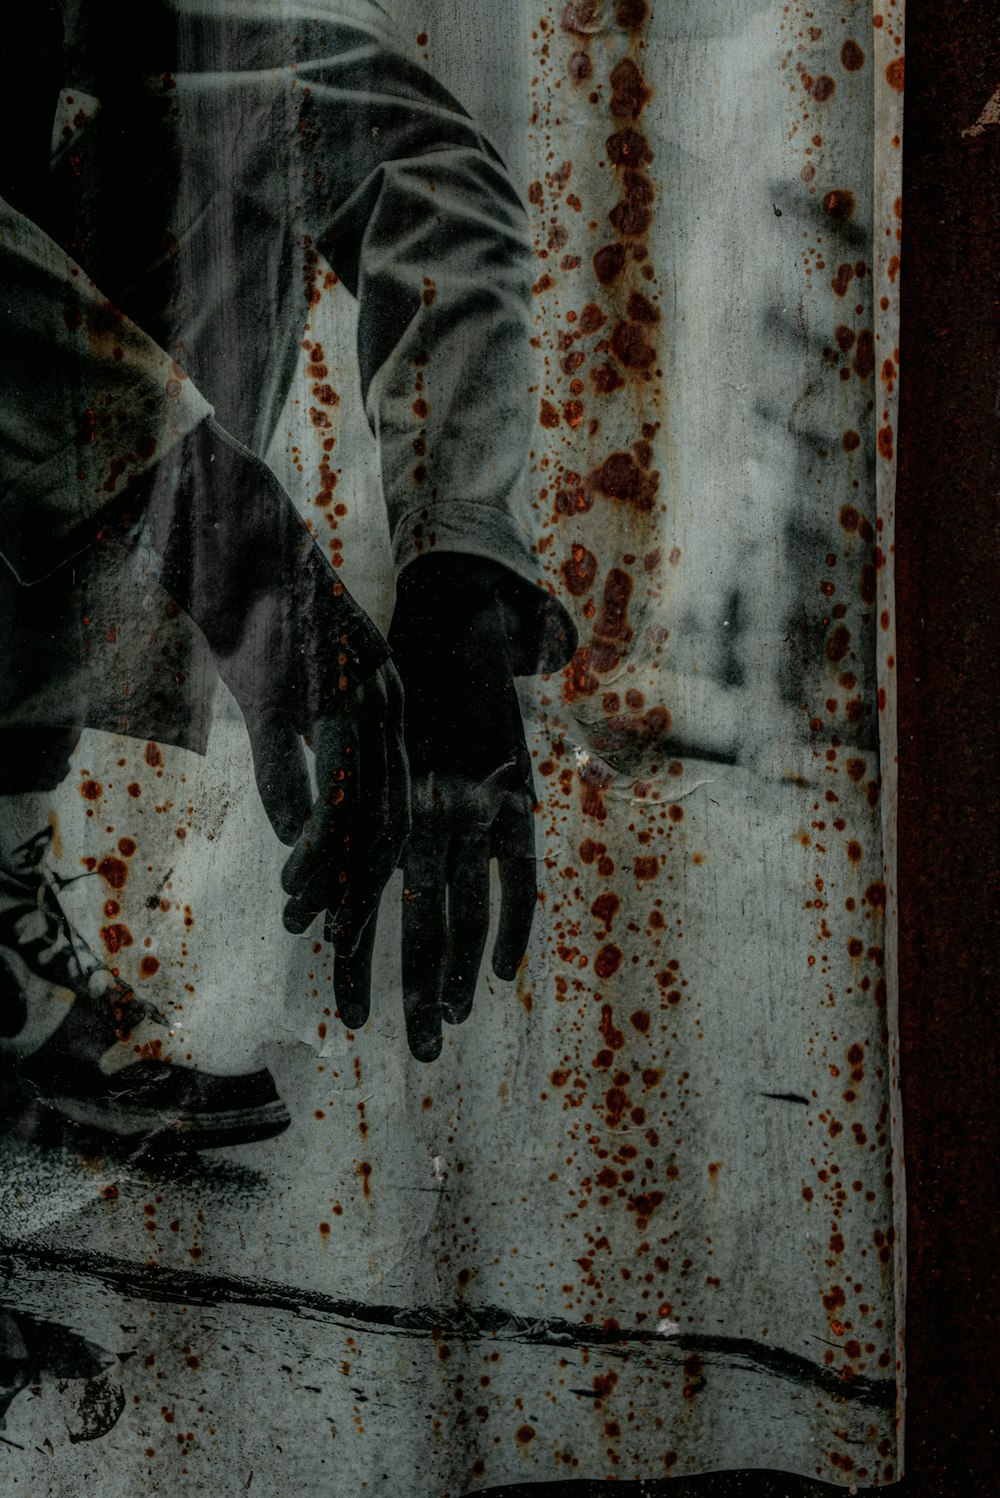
left=139, top=956, right=160, bottom=979
left=144, top=743, right=164, bottom=768
left=101, top=923, right=133, bottom=955
left=885, top=57, right=905, bottom=92
left=80, top=780, right=102, bottom=801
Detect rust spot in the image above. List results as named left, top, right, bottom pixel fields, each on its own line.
left=808, top=74, right=836, bottom=102
left=101, top=923, right=133, bottom=955
left=578, top=763, right=614, bottom=822
left=826, top=625, right=852, bottom=664
left=144, top=742, right=163, bottom=768
left=841, top=39, right=865, bottom=71
left=595, top=945, right=623, bottom=979
left=591, top=892, right=621, bottom=930
left=139, top=956, right=160, bottom=978
left=97, top=856, right=129, bottom=890
left=592, top=363, right=626, bottom=395
left=842, top=430, right=861, bottom=453
left=853, top=330, right=875, bottom=379
left=626, top=291, right=660, bottom=323
left=568, top=51, right=592, bottom=84
left=80, top=780, right=103, bottom=802
left=593, top=243, right=628, bottom=285
left=599, top=1004, right=625, bottom=1051
left=683, top=1353, right=706, bottom=1398
left=885, top=57, right=905, bottom=93
left=588, top=452, right=658, bottom=510
left=562, top=544, right=599, bottom=595
left=878, top=424, right=895, bottom=461
left=823, top=189, right=857, bottom=223
left=832, top=263, right=855, bottom=297
left=610, top=320, right=655, bottom=369
left=562, top=0, right=600, bottom=35
left=609, top=173, right=654, bottom=237
left=606, top=128, right=653, bottom=168
left=614, top=0, right=648, bottom=26
left=610, top=58, right=651, bottom=120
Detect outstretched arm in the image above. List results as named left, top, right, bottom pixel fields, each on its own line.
left=287, top=13, right=577, bottom=1050
left=0, top=196, right=406, bottom=952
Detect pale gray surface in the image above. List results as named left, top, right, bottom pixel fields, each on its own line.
left=0, top=0, right=903, bottom=1490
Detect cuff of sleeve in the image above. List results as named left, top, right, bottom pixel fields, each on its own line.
left=392, top=499, right=577, bottom=676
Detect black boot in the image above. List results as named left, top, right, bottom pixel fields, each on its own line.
left=0, top=865, right=289, bottom=1151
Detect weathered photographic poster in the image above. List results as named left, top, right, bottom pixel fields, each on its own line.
left=0, top=1, right=903, bottom=1491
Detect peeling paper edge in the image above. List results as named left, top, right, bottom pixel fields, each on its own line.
left=873, top=0, right=906, bottom=1470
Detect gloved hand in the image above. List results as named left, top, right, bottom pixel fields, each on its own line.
left=333, top=554, right=576, bottom=1060
left=138, top=417, right=409, bottom=953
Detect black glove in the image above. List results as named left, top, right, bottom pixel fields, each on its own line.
left=334, top=553, right=576, bottom=1060
left=138, top=416, right=408, bottom=953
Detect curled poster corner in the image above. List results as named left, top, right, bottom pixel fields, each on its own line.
left=963, top=84, right=1000, bottom=137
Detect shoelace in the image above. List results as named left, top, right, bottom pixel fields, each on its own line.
left=0, top=847, right=167, bottom=1038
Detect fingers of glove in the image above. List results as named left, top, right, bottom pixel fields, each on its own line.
left=247, top=718, right=313, bottom=846
left=401, top=826, right=448, bottom=1030
left=325, top=721, right=395, bottom=956
left=280, top=711, right=357, bottom=904
left=479, top=739, right=534, bottom=801
left=492, top=853, right=538, bottom=981
left=491, top=787, right=538, bottom=978
left=383, top=664, right=412, bottom=850
left=440, top=838, right=491, bottom=1025
left=333, top=910, right=378, bottom=1031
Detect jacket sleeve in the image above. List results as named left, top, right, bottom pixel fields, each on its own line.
left=0, top=194, right=212, bottom=585
left=282, top=8, right=574, bottom=671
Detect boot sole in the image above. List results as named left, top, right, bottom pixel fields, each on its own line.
left=39, top=1094, right=291, bottom=1151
